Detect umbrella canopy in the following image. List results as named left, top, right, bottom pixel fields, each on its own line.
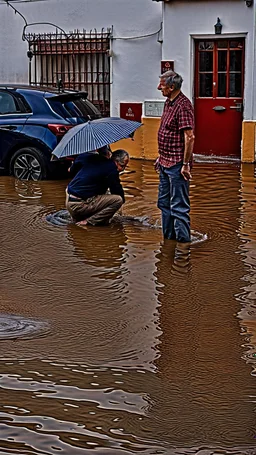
left=51, top=117, right=142, bottom=159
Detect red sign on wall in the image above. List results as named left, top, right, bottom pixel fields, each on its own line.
left=161, top=60, right=174, bottom=75
left=120, top=103, right=142, bottom=123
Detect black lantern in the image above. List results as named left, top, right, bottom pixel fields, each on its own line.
left=214, top=18, right=222, bottom=35
left=27, top=50, right=33, bottom=61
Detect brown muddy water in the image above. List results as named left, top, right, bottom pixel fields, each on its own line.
left=0, top=159, right=256, bottom=455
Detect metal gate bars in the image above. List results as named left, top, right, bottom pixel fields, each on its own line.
left=26, top=29, right=111, bottom=117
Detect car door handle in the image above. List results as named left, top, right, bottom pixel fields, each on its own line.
left=213, top=106, right=226, bottom=112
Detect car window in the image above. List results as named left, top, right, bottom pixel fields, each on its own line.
left=66, top=99, right=101, bottom=119
left=16, top=94, right=32, bottom=113
left=48, top=97, right=101, bottom=123
left=0, top=92, right=20, bottom=115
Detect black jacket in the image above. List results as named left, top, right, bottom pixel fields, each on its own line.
left=67, top=153, right=125, bottom=202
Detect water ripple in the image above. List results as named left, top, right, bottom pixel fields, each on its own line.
left=0, top=314, right=49, bottom=340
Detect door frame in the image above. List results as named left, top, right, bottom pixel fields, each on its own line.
left=190, top=33, right=247, bottom=105
left=190, top=33, right=247, bottom=158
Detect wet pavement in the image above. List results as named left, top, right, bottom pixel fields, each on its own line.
left=0, top=159, right=256, bottom=454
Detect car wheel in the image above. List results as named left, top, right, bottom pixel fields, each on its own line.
left=10, top=147, right=48, bottom=181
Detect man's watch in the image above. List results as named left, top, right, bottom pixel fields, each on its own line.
left=183, top=162, right=190, bottom=166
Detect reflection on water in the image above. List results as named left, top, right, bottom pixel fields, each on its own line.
left=0, top=160, right=256, bottom=454
left=236, top=164, right=256, bottom=379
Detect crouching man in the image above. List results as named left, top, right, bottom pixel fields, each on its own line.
left=66, top=149, right=129, bottom=226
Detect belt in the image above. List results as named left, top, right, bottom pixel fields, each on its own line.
left=68, top=193, right=83, bottom=202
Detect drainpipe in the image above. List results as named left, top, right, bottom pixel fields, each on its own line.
left=160, top=2, right=164, bottom=61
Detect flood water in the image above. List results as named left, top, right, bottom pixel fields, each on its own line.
left=0, top=159, right=256, bottom=455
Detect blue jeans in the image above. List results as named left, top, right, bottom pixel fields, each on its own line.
left=157, top=162, right=191, bottom=242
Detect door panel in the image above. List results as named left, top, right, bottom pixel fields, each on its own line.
left=194, top=39, right=244, bottom=157
left=0, top=91, right=31, bottom=169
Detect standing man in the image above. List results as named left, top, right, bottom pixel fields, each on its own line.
left=156, top=70, right=195, bottom=243
left=66, top=149, right=129, bottom=226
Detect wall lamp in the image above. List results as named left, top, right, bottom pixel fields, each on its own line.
left=27, top=50, right=33, bottom=61
left=214, top=18, right=222, bottom=35
left=245, top=0, right=253, bottom=5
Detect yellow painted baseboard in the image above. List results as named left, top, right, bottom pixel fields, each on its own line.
left=111, top=116, right=160, bottom=160
left=112, top=118, right=256, bottom=163
left=242, top=121, right=256, bottom=163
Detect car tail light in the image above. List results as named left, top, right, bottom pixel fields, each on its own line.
left=47, top=124, right=73, bottom=136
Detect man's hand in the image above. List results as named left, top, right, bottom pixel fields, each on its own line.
left=181, top=163, right=192, bottom=181
left=154, top=157, right=160, bottom=173
left=68, top=160, right=74, bottom=172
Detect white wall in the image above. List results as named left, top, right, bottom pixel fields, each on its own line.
left=0, top=0, right=162, bottom=115
left=162, top=0, right=255, bottom=120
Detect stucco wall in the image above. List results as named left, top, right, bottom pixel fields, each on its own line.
left=162, top=0, right=255, bottom=120
left=0, top=0, right=162, bottom=115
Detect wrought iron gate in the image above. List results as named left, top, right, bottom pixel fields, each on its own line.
left=26, top=29, right=111, bottom=116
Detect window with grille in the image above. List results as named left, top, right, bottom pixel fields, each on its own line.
left=26, top=29, right=111, bottom=116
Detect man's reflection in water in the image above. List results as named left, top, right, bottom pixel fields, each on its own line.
left=66, top=223, right=127, bottom=280
left=156, top=239, right=191, bottom=277
left=172, top=241, right=191, bottom=275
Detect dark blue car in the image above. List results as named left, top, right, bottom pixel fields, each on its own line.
left=0, top=85, right=101, bottom=180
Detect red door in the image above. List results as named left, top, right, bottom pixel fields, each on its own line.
left=194, top=39, right=244, bottom=157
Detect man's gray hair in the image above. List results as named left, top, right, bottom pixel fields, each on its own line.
left=112, top=149, right=129, bottom=165
left=160, top=70, right=183, bottom=90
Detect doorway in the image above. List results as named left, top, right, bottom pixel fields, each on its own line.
left=194, top=38, right=244, bottom=157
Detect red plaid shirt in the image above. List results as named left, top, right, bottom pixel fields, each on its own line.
left=158, top=92, right=194, bottom=168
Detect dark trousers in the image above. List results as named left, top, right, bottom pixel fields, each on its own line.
left=157, top=162, right=191, bottom=242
